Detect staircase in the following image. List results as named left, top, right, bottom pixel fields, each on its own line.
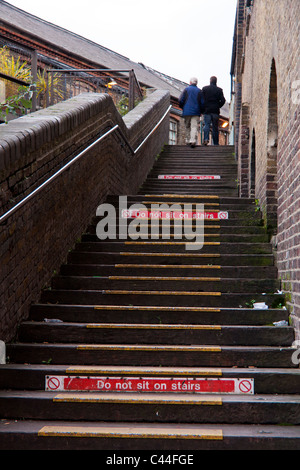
left=1, top=145, right=300, bottom=450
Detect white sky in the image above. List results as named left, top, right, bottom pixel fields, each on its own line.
left=5, top=0, right=237, bottom=99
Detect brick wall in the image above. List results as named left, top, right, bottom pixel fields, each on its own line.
left=233, top=0, right=300, bottom=337
left=0, top=90, right=170, bottom=341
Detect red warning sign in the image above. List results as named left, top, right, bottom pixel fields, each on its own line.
left=218, top=212, right=229, bottom=220
left=46, top=377, right=61, bottom=390
left=238, top=380, right=253, bottom=394
left=121, top=210, right=228, bottom=220
left=158, top=175, right=221, bottom=180
left=45, top=376, right=254, bottom=394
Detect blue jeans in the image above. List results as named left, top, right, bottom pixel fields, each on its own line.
left=204, top=113, right=219, bottom=145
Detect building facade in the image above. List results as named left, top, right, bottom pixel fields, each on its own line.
left=0, top=1, right=187, bottom=139
left=230, top=0, right=300, bottom=337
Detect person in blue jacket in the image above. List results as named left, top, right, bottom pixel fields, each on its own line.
left=179, top=77, right=204, bottom=148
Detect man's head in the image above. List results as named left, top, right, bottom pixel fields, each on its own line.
left=190, top=77, right=198, bottom=85
left=210, top=76, right=217, bottom=85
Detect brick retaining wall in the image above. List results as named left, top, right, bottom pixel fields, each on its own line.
left=0, top=90, right=170, bottom=341
left=233, top=0, right=300, bottom=337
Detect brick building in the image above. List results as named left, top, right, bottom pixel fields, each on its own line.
left=0, top=1, right=188, bottom=141
left=230, top=0, right=300, bottom=337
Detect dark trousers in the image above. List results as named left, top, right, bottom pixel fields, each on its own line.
left=204, top=113, right=219, bottom=145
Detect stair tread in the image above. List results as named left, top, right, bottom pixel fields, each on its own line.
left=1, top=419, right=299, bottom=439
left=2, top=363, right=300, bottom=376
left=8, top=342, right=295, bottom=350
left=1, top=390, right=300, bottom=403
left=20, top=321, right=291, bottom=329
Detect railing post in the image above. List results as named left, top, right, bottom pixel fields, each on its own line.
left=129, top=69, right=135, bottom=110
left=31, top=50, right=38, bottom=112
left=46, top=70, right=49, bottom=107
left=50, top=72, right=54, bottom=105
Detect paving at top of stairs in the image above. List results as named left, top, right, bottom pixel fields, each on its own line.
left=1, top=144, right=299, bottom=451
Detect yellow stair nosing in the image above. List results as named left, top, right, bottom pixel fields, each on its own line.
left=131, top=222, right=221, bottom=228
left=38, top=425, right=223, bottom=440
left=93, top=305, right=221, bottom=312
left=108, top=276, right=220, bottom=281
left=142, top=201, right=220, bottom=206
left=124, top=242, right=220, bottom=246
left=52, top=393, right=223, bottom=406
left=86, top=323, right=222, bottom=330
left=102, top=290, right=222, bottom=296
left=144, top=194, right=220, bottom=199
left=77, top=345, right=222, bottom=352
left=115, top=264, right=221, bottom=269
left=120, top=252, right=221, bottom=258
left=66, top=366, right=223, bottom=376
left=120, top=234, right=221, bottom=238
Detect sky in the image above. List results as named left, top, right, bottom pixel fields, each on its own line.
left=4, top=0, right=237, bottom=99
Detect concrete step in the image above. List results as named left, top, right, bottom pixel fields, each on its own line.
left=138, top=190, right=239, bottom=196
left=29, top=304, right=289, bottom=326
left=50, top=274, right=280, bottom=293
left=6, top=343, right=296, bottom=368
left=82, top=233, right=270, bottom=243
left=73, top=241, right=273, bottom=254
left=1, top=364, right=300, bottom=394
left=67, top=252, right=276, bottom=266
left=17, top=322, right=294, bottom=347
left=0, top=390, right=299, bottom=425
left=60, top=263, right=278, bottom=278
left=1, top=420, right=299, bottom=450
left=107, top=195, right=254, bottom=205
left=39, top=288, right=284, bottom=309
left=90, top=219, right=266, bottom=229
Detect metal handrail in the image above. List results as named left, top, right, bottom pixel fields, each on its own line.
left=133, top=105, right=171, bottom=154
left=0, top=72, right=30, bottom=87
left=0, top=104, right=171, bottom=224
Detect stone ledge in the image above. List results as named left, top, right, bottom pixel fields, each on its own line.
left=0, top=90, right=170, bottom=170
left=0, top=93, right=114, bottom=169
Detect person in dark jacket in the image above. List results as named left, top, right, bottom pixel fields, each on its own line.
left=179, top=77, right=204, bottom=148
left=202, top=76, right=226, bottom=145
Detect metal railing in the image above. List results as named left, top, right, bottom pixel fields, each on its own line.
left=0, top=42, right=143, bottom=114
left=0, top=72, right=30, bottom=87
left=0, top=72, right=35, bottom=119
left=46, top=68, right=143, bottom=111
left=0, top=39, right=38, bottom=113
left=0, top=104, right=171, bottom=224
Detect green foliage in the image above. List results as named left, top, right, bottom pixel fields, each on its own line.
left=0, top=46, right=35, bottom=123
left=0, top=46, right=31, bottom=94
left=117, top=95, right=129, bottom=116
left=36, top=69, right=64, bottom=105
left=116, top=89, right=145, bottom=116
left=0, top=46, right=64, bottom=122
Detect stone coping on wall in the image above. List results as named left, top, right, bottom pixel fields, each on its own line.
left=0, top=89, right=170, bottom=174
